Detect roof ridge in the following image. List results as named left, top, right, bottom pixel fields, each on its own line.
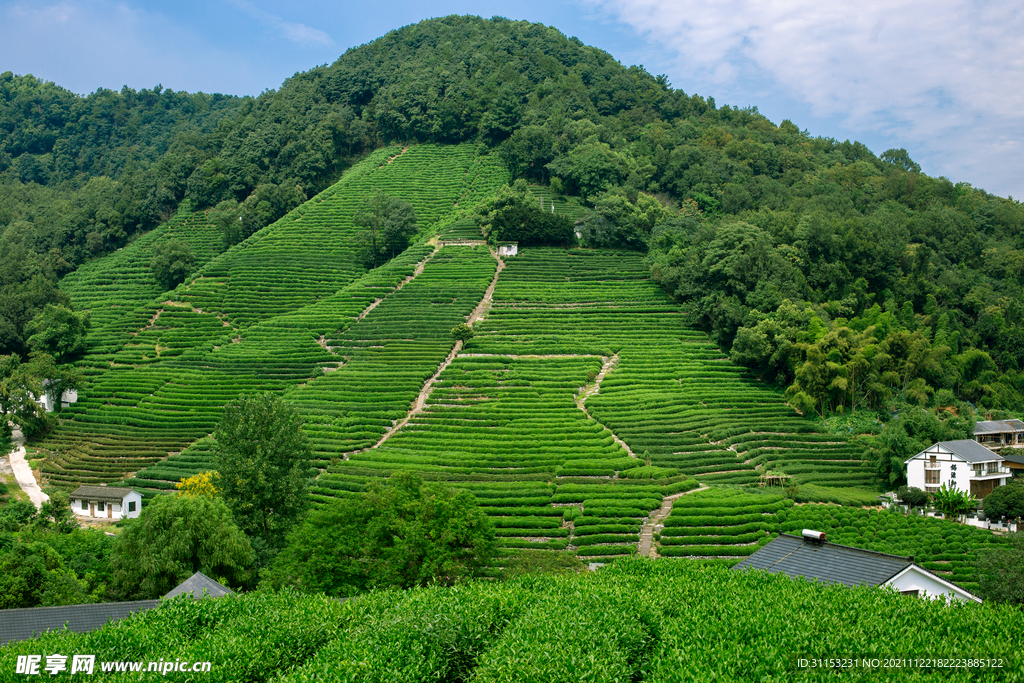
left=777, top=533, right=913, bottom=563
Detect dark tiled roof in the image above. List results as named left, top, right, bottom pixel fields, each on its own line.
left=163, top=572, right=233, bottom=599
left=70, top=486, right=137, bottom=502
left=0, top=600, right=158, bottom=646
left=1001, top=453, right=1024, bottom=465
left=939, top=439, right=1004, bottom=464
left=974, top=419, right=1024, bottom=435
left=733, top=534, right=912, bottom=587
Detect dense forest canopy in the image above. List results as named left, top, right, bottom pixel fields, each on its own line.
left=2, top=14, right=1023, bottom=449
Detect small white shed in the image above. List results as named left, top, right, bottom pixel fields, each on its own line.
left=70, top=486, right=143, bottom=520
left=35, top=381, right=78, bottom=412
left=497, top=242, right=518, bottom=257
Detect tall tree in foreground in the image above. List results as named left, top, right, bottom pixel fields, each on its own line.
left=214, top=393, right=315, bottom=562
left=109, top=493, right=254, bottom=599
left=268, top=472, right=495, bottom=596
left=354, top=191, right=418, bottom=269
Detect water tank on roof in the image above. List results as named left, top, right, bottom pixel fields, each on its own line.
left=802, top=529, right=826, bottom=543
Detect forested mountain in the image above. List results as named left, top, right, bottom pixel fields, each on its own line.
left=3, top=15, right=1024, bottom=448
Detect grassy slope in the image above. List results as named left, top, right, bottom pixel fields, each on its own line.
left=34, top=144, right=506, bottom=487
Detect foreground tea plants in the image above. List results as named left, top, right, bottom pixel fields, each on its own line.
left=2, top=559, right=1016, bottom=681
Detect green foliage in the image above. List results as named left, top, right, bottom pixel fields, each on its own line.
left=0, top=523, right=115, bottom=608
left=500, top=549, right=586, bottom=578
left=982, top=480, right=1024, bottom=520
left=26, top=304, right=89, bottom=362
left=974, top=531, right=1024, bottom=604
left=0, top=353, right=43, bottom=428
left=214, top=393, right=315, bottom=556
left=929, top=483, right=978, bottom=522
left=896, top=485, right=928, bottom=508
left=451, top=322, right=475, bottom=342
left=270, top=472, right=496, bottom=595
left=353, top=191, right=419, bottom=269
left=150, top=239, right=195, bottom=290
left=577, top=188, right=667, bottom=250
left=477, top=180, right=576, bottom=247
left=3, top=559, right=1019, bottom=681
left=34, top=488, right=78, bottom=534
left=109, top=492, right=254, bottom=599
left=25, top=352, right=82, bottom=416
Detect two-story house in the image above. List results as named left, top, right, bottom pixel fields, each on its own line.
left=905, top=439, right=1010, bottom=499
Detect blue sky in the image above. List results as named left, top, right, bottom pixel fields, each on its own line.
left=1, top=0, right=1021, bottom=200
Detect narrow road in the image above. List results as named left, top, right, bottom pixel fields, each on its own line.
left=8, top=427, right=49, bottom=509
left=638, top=485, right=709, bottom=557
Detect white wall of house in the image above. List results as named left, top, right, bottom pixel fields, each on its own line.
left=70, top=491, right=142, bottom=520
left=887, top=565, right=981, bottom=603
left=36, top=388, right=78, bottom=413
left=906, top=443, right=1007, bottom=496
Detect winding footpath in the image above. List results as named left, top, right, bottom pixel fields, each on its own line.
left=8, top=427, right=48, bottom=509
left=638, top=485, right=709, bottom=558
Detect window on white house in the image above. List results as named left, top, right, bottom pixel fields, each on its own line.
left=128, top=501, right=136, bottom=512
left=81, top=500, right=87, bottom=511
left=97, top=502, right=104, bottom=512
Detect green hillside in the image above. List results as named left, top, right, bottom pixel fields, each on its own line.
left=34, top=143, right=507, bottom=486
left=2, top=14, right=1021, bottom=611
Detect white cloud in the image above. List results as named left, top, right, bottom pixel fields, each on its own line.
left=227, top=0, right=333, bottom=47
left=582, top=0, right=1024, bottom=198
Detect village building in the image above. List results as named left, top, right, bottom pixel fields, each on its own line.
left=497, top=242, right=518, bottom=257
left=69, top=486, right=143, bottom=520
left=33, top=382, right=78, bottom=413
left=734, top=531, right=980, bottom=602
left=973, top=419, right=1024, bottom=449
left=904, top=440, right=1010, bottom=499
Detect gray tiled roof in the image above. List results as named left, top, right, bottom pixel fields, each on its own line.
left=70, top=486, right=137, bottom=502
left=938, top=439, right=1004, bottom=464
left=733, top=534, right=912, bottom=587
left=0, top=600, right=159, bottom=646
left=163, top=572, right=233, bottom=599
left=0, top=573, right=233, bottom=646
left=974, top=419, right=1024, bottom=435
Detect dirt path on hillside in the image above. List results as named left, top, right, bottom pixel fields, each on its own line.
left=341, top=245, right=503, bottom=458
left=638, top=485, right=710, bottom=557
left=352, top=246, right=440, bottom=325
left=573, top=353, right=637, bottom=460
left=467, top=246, right=505, bottom=325
left=344, top=340, right=463, bottom=456
left=8, top=427, right=48, bottom=509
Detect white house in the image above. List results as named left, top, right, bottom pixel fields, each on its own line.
left=497, top=242, right=518, bottom=257
left=69, top=486, right=142, bottom=520
left=735, top=531, right=981, bottom=603
left=905, top=439, right=1010, bottom=499
left=34, top=381, right=78, bottom=413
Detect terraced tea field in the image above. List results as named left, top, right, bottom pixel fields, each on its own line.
left=654, top=488, right=1010, bottom=593
left=38, top=144, right=508, bottom=487
left=33, top=145, right=896, bottom=568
